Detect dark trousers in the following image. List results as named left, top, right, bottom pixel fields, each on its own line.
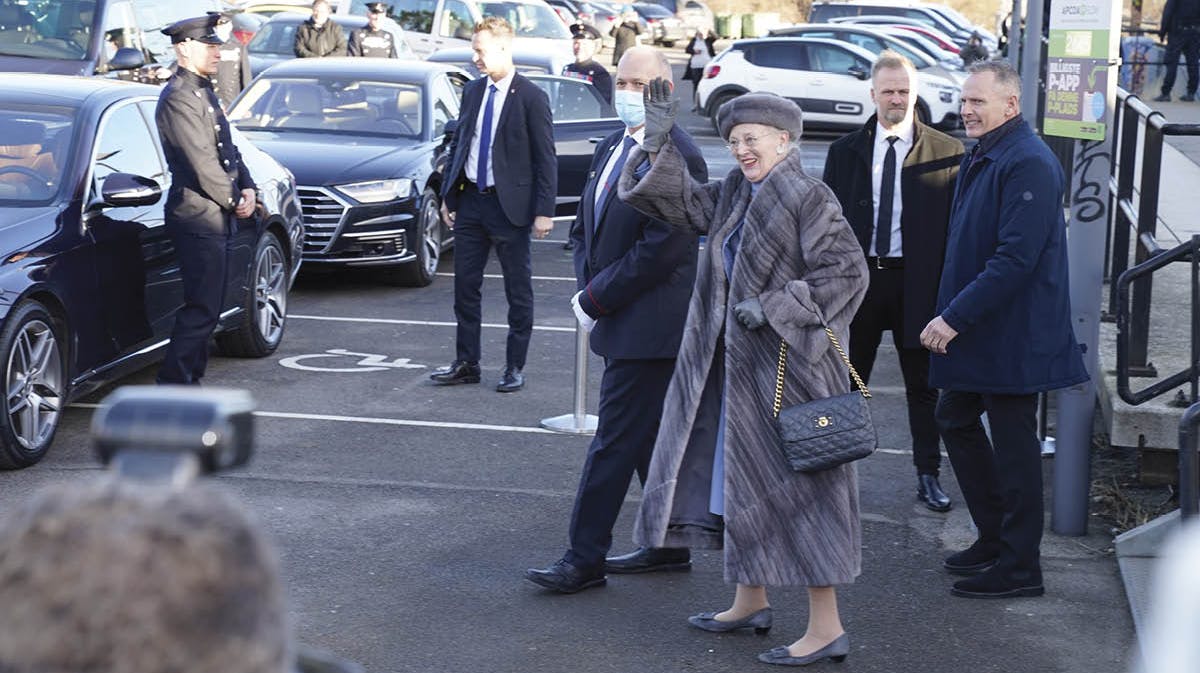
left=452, top=186, right=533, bottom=369
left=848, top=266, right=942, bottom=475
left=158, top=230, right=230, bottom=384
left=936, top=390, right=1042, bottom=574
left=565, top=357, right=676, bottom=569
left=1163, top=27, right=1200, bottom=95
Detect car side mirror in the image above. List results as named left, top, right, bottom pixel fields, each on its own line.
left=99, top=172, right=162, bottom=208
left=109, top=47, right=146, bottom=72
left=848, top=65, right=869, bottom=80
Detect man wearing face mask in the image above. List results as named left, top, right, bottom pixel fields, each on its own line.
left=206, top=12, right=252, bottom=110
left=155, top=16, right=257, bottom=385
left=822, top=51, right=963, bottom=514
left=524, top=46, right=707, bottom=594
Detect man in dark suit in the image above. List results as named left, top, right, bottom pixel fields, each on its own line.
left=822, top=51, right=963, bottom=511
left=155, top=16, right=257, bottom=385
left=525, top=47, right=707, bottom=593
left=432, top=16, right=557, bottom=392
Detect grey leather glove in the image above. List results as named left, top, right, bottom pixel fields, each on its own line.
left=641, top=76, right=677, bottom=154
left=733, top=297, right=766, bottom=330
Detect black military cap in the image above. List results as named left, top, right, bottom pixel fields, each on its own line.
left=365, top=2, right=388, bottom=12
left=161, top=15, right=223, bottom=44
left=569, top=22, right=600, bottom=40
left=205, top=11, right=232, bottom=26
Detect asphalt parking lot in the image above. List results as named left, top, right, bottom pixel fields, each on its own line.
left=0, top=52, right=1136, bottom=673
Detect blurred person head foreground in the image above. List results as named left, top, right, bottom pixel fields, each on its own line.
left=0, top=478, right=291, bottom=673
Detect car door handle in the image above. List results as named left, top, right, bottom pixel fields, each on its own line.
left=588, top=136, right=606, bottom=143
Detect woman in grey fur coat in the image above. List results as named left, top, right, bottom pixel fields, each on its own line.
left=617, top=87, right=868, bottom=666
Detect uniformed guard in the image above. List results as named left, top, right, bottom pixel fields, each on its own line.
left=155, top=16, right=257, bottom=385
left=348, top=2, right=397, bottom=58
left=206, top=12, right=252, bottom=109
left=562, top=23, right=612, bottom=105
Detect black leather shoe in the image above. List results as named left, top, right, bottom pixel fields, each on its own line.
left=1183, top=93, right=1198, bottom=102
left=496, top=367, right=524, bottom=392
left=429, top=360, right=480, bottom=385
left=917, top=474, right=952, bottom=512
left=951, top=565, right=1043, bottom=599
left=605, top=547, right=691, bottom=574
left=524, top=559, right=606, bottom=593
left=1154, top=93, right=1171, bottom=102
left=943, top=539, right=1001, bottom=575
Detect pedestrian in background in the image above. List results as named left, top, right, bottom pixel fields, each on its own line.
left=609, top=6, right=643, bottom=66
left=960, top=32, right=989, bottom=67
left=0, top=479, right=290, bottom=673
left=155, top=16, right=257, bottom=386
left=348, top=2, right=398, bottom=58
left=683, top=27, right=716, bottom=111
left=432, top=16, right=557, bottom=393
left=1154, top=0, right=1200, bottom=102
left=619, top=89, right=868, bottom=667
left=294, top=0, right=346, bottom=58
left=922, top=60, right=1087, bottom=599
left=208, top=12, right=252, bottom=109
left=563, top=22, right=612, bottom=104
left=822, top=51, right=963, bottom=513
left=525, top=47, right=706, bottom=594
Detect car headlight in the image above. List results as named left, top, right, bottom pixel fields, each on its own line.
left=335, top=179, right=415, bottom=204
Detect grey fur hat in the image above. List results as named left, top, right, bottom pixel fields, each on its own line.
left=716, top=92, right=804, bottom=141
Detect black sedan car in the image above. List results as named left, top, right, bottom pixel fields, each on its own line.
left=0, top=74, right=304, bottom=470
left=229, top=58, right=466, bottom=286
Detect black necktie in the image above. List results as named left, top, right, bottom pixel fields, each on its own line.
left=875, top=136, right=899, bottom=258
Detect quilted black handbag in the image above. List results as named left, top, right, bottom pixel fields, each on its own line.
left=772, top=326, right=877, bottom=473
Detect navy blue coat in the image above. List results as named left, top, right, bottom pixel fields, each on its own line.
left=441, top=73, right=557, bottom=227
left=930, top=121, right=1088, bottom=394
left=570, top=125, right=707, bottom=359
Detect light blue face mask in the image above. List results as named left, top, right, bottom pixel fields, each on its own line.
left=613, top=89, right=645, bottom=128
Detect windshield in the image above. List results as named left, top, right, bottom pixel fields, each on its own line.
left=881, top=36, right=933, bottom=68
left=230, top=77, right=425, bottom=138
left=130, top=0, right=222, bottom=63
left=247, top=20, right=305, bottom=56
left=0, top=106, right=75, bottom=204
left=0, top=0, right=96, bottom=59
left=478, top=2, right=571, bottom=39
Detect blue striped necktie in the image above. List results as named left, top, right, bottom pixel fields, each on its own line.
left=476, top=84, right=498, bottom=189
left=594, top=136, right=636, bottom=224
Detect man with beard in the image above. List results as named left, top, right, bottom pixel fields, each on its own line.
left=822, top=51, right=963, bottom=513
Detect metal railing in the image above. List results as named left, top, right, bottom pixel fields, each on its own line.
left=1105, top=90, right=1200, bottom=378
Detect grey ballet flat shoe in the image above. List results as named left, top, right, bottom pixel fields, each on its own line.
left=757, top=633, right=850, bottom=666
left=687, top=607, right=773, bottom=635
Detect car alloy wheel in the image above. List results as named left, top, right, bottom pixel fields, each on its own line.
left=0, top=301, right=64, bottom=469
left=254, top=237, right=287, bottom=347
left=420, top=191, right=442, bottom=279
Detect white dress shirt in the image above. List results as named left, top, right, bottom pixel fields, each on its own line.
left=465, top=70, right=515, bottom=187
left=594, top=127, right=645, bottom=208
left=870, top=119, right=914, bottom=258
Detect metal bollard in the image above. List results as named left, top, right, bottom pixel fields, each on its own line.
left=1037, top=392, right=1056, bottom=456
left=540, top=321, right=599, bottom=434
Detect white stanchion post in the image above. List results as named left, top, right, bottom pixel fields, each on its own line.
left=540, top=321, right=598, bottom=434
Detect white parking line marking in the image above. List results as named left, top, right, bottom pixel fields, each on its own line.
left=290, top=314, right=575, bottom=332
left=435, top=272, right=576, bottom=282
left=69, top=403, right=555, bottom=434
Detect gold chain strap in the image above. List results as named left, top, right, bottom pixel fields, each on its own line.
left=773, top=327, right=872, bottom=420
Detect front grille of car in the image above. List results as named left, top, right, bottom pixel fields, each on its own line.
left=297, top=186, right=348, bottom=254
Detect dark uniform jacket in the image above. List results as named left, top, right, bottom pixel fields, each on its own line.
left=294, top=19, right=346, bottom=57
left=213, top=38, right=252, bottom=109
left=821, top=114, right=963, bottom=348
left=570, top=125, right=706, bottom=359
left=930, top=117, right=1087, bottom=394
left=562, top=59, right=612, bottom=104
left=1163, top=0, right=1200, bottom=32
left=156, top=68, right=255, bottom=235
left=348, top=27, right=397, bottom=57
left=441, top=73, right=557, bottom=227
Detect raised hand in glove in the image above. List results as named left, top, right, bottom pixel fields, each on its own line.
left=733, top=297, right=766, bottom=330
left=641, top=76, right=678, bottom=154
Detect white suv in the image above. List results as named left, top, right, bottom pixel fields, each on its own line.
left=696, top=37, right=960, bottom=133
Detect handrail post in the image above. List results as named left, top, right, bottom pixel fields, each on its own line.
left=1179, top=402, right=1200, bottom=519
left=1107, top=95, right=1141, bottom=319
left=540, top=322, right=599, bottom=434
left=1128, top=116, right=1165, bottom=377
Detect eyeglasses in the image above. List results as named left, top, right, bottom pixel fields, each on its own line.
left=725, top=131, right=779, bottom=151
